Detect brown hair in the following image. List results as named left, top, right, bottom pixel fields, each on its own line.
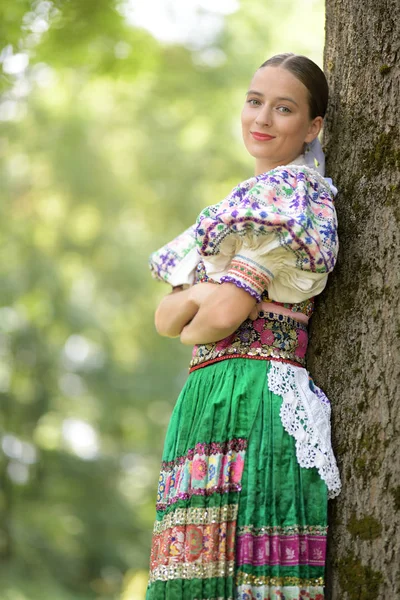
left=259, top=53, right=328, bottom=119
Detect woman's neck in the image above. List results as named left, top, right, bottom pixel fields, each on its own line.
left=255, top=152, right=304, bottom=176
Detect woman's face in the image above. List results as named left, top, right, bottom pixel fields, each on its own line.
left=241, top=66, right=322, bottom=175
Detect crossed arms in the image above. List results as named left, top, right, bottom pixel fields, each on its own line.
left=155, top=282, right=257, bottom=346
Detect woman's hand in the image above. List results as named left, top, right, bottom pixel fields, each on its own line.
left=154, top=282, right=236, bottom=339
left=188, top=282, right=219, bottom=306
left=154, top=287, right=198, bottom=338
left=180, top=282, right=257, bottom=345
left=248, top=303, right=260, bottom=320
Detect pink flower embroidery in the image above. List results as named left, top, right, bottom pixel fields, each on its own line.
left=250, top=341, right=262, bottom=349
left=192, top=458, right=207, bottom=480
left=260, top=329, right=275, bottom=345
left=218, top=454, right=229, bottom=486
left=174, top=466, right=182, bottom=489
left=252, top=318, right=265, bottom=333
left=230, top=453, right=244, bottom=483
left=215, top=333, right=236, bottom=352
left=295, top=328, right=308, bottom=358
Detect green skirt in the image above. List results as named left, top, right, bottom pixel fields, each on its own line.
left=147, top=359, right=327, bottom=600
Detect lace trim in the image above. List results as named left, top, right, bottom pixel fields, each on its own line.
left=268, top=362, right=341, bottom=498
left=219, top=275, right=262, bottom=301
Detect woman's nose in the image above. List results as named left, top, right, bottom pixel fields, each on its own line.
left=255, top=106, right=272, bottom=127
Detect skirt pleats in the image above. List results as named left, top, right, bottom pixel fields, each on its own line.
left=147, top=359, right=327, bottom=600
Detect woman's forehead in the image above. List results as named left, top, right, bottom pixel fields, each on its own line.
left=249, top=66, right=308, bottom=100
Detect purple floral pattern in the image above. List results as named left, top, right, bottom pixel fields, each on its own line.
left=149, top=225, right=197, bottom=283
left=195, top=166, right=338, bottom=297
left=149, top=167, right=337, bottom=302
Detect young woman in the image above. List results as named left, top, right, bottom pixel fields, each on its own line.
left=147, top=53, right=341, bottom=600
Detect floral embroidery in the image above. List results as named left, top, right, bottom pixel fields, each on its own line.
left=150, top=519, right=236, bottom=575
left=220, top=254, right=273, bottom=300
left=149, top=167, right=337, bottom=307
left=149, top=505, right=239, bottom=583
left=149, top=225, right=197, bottom=283
left=236, top=584, right=324, bottom=600
left=230, top=453, right=244, bottom=483
left=194, top=259, right=218, bottom=284
left=261, top=291, right=315, bottom=318
left=196, top=166, right=337, bottom=277
left=190, top=312, right=308, bottom=370
left=192, top=457, right=207, bottom=480
left=236, top=572, right=325, bottom=600
left=236, top=529, right=327, bottom=567
left=296, top=328, right=308, bottom=359
left=156, top=439, right=247, bottom=510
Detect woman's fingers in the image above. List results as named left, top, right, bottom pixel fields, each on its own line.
left=248, top=305, right=260, bottom=320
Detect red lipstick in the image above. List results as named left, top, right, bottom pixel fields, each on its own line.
left=251, top=132, right=276, bottom=141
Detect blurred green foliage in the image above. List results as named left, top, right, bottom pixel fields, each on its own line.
left=0, top=0, right=324, bottom=598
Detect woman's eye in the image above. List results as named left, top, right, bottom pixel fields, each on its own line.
left=277, top=106, right=291, bottom=113
left=247, top=98, right=261, bottom=106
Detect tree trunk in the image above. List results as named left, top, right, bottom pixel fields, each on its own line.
left=308, top=1, right=400, bottom=598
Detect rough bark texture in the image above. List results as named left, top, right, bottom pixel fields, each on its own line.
left=307, top=1, right=400, bottom=598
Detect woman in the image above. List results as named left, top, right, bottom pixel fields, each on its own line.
left=147, top=53, right=341, bottom=600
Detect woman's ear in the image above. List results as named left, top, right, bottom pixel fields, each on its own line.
left=305, top=116, right=323, bottom=143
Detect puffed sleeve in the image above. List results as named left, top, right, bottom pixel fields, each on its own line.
left=195, top=166, right=338, bottom=303
left=149, top=225, right=200, bottom=287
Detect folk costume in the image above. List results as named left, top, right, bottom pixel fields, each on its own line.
left=147, top=144, right=341, bottom=600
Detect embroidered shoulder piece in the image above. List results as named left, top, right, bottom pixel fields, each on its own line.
left=196, top=165, right=338, bottom=277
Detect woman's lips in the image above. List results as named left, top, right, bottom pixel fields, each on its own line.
left=250, top=132, right=276, bottom=141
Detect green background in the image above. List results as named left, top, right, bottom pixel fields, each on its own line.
left=0, top=1, right=324, bottom=598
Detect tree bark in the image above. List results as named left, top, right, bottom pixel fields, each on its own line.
left=308, top=1, right=400, bottom=598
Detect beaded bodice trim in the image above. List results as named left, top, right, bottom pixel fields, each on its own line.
left=190, top=311, right=308, bottom=370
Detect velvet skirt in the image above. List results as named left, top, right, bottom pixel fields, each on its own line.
left=146, top=358, right=327, bottom=600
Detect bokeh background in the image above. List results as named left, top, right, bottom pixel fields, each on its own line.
left=0, top=1, right=324, bottom=598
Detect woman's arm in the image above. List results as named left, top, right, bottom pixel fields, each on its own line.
left=154, top=287, right=198, bottom=338
left=154, top=283, right=218, bottom=338
left=180, top=283, right=256, bottom=345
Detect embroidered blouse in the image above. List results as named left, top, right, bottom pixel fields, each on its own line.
left=149, top=165, right=338, bottom=303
